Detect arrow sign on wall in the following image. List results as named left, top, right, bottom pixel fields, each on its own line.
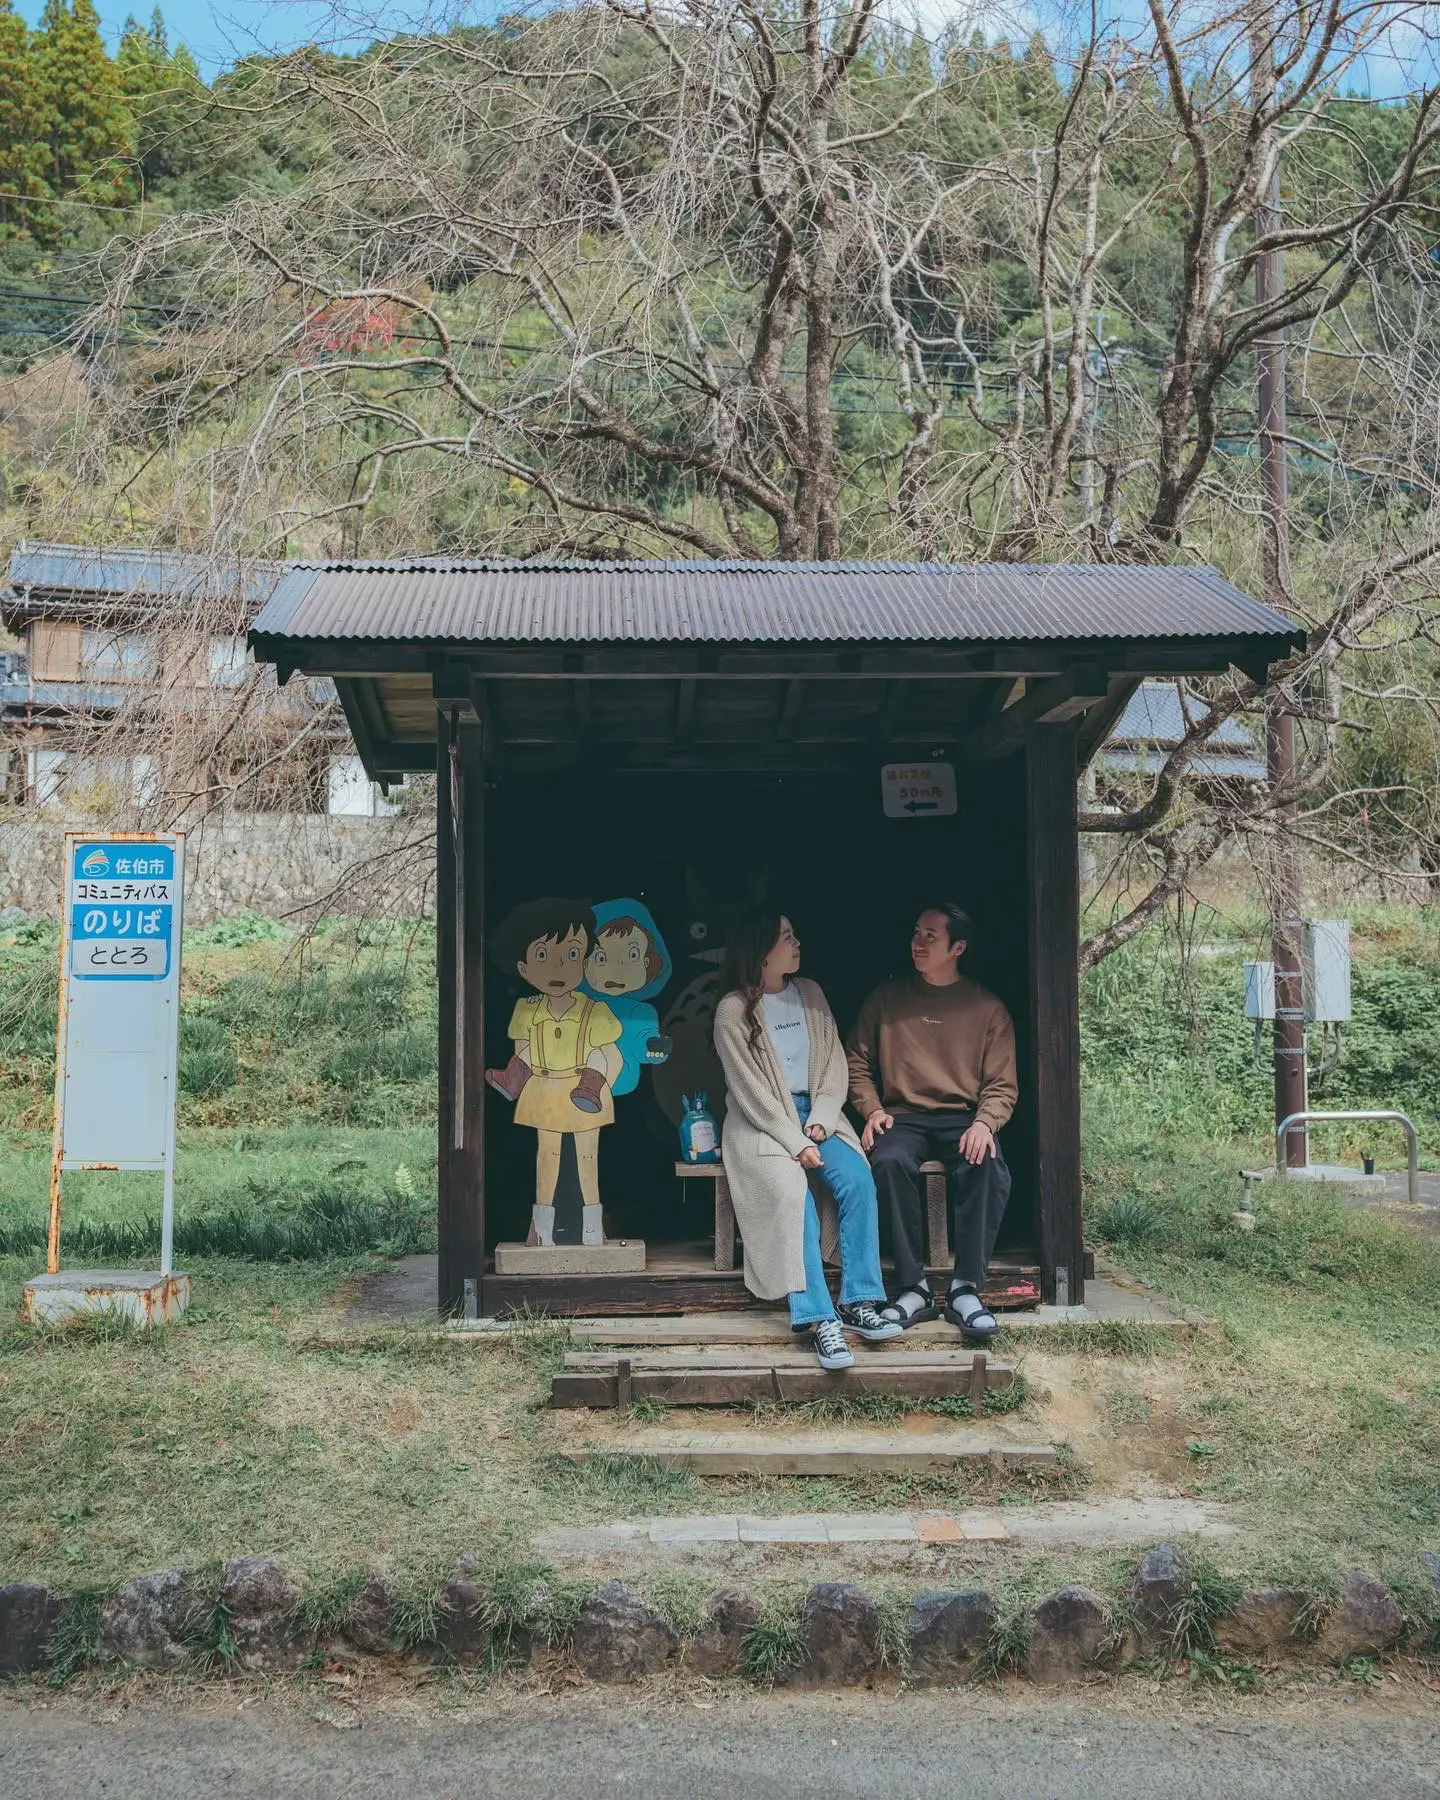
left=881, top=762, right=957, bottom=819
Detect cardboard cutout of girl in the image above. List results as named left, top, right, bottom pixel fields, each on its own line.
left=579, top=898, right=672, bottom=1097
left=485, top=898, right=622, bottom=1248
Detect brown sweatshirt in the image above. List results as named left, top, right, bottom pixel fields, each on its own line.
left=845, top=973, right=1018, bottom=1133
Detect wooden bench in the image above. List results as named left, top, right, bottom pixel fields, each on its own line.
left=678, top=1158, right=949, bottom=1274
left=675, top=1161, right=738, bottom=1270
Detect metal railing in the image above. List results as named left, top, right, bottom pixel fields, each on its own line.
left=1276, top=1110, right=1420, bottom=1207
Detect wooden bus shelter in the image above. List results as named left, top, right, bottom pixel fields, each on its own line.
left=249, top=560, right=1299, bottom=1318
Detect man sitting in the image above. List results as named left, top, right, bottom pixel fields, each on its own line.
left=845, top=903, right=1017, bottom=1340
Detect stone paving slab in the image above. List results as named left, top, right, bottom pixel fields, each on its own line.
left=557, top=1429, right=1055, bottom=1476
left=737, top=1515, right=831, bottom=1543
left=532, top=1497, right=1240, bottom=1570
left=647, top=1516, right=740, bottom=1545
left=544, top=1508, right=1016, bottom=1551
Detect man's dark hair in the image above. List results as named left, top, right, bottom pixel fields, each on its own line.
left=917, top=901, right=973, bottom=948
left=491, top=897, right=595, bottom=972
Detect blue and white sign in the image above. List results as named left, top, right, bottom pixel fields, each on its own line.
left=69, top=840, right=177, bottom=980
left=51, top=833, right=185, bottom=1274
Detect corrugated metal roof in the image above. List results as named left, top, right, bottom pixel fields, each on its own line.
left=250, top=558, right=1297, bottom=647
left=8, top=542, right=282, bottom=609
left=1108, top=681, right=1258, bottom=749
left=1101, top=747, right=1270, bottom=781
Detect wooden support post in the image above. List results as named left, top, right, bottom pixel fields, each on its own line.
left=969, top=1351, right=988, bottom=1414
left=1026, top=722, right=1085, bottom=1305
left=437, top=712, right=487, bottom=1315
left=921, top=1160, right=950, bottom=1270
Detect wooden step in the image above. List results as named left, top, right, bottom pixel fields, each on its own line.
left=561, top=1346, right=1001, bottom=1367
left=556, top=1430, right=1056, bottom=1476
left=566, top=1315, right=1021, bottom=1347
left=551, top=1349, right=1014, bottom=1409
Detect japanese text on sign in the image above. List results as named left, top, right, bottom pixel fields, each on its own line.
left=880, top=761, right=957, bottom=819
left=68, top=841, right=177, bottom=981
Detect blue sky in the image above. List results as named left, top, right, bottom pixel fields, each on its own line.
left=16, top=0, right=402, bottom=67
left=15, top=0, right=1436, bottom=93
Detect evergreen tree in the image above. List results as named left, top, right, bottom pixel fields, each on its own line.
left=35, top=0, right=135, bottom=206
left=0, top=0, right=57, bottom=242
left=119, top=8, right=206, bottom=185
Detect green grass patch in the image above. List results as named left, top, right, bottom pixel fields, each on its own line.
left=0, top=908, right=1435, bottom=1608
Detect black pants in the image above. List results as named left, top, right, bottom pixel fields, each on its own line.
left=869, top=1111, right=1012, bottom=1291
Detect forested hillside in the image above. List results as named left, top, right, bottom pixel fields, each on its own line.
left=1, top=0, right=1438, bottom=933
left=2, top=2, right=1432, bottom=563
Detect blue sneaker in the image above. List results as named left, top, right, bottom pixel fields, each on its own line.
left=839, top=1302, right=904, bottom=1343
left=812, top=1319, right=855, bottom=1371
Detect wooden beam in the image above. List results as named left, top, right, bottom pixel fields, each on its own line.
left=436, top=714, right=487, bottom=1316
left=435, top=710, right=459, bottom=1316
left=368, top=742, right=440, bottom=775
left=252, top=631, right=1304, bottom=687
left=962, top=664, right=1109, bottom=763
left=1076, top=676, right=1142, bottom=769
left=493, top=742, right=944, bottom=777
left=776, top=678, right=805, bottom=739
left=675, top=677, right=697, bottom=745
left=334, top=679, right=386, bottom=781
left=1026, top=721, right=1084, bottom=1305
left=481, top=1262, right=1039, bottom=1318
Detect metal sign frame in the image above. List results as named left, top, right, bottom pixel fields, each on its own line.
left=47, top=832, right=185, bottom=1276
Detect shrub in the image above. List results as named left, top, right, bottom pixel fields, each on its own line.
left=321, top=1029, right=434, bottom=1087
left=178, top=1016, right=238, bottom=1097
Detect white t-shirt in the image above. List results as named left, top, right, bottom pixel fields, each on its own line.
left=760, top=983, right=811, bottom=1094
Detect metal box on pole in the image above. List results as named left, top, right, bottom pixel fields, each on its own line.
left=1244, top=961, right=1276, bottom=1020
left=1301, top=919, right=1351, bottom=1023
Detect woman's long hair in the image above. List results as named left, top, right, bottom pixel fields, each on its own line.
left=718, top=905, right=787, bottom=1059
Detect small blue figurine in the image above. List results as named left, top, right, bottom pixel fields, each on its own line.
left=580, top=898, right=672, bottom=1097
left=679, top=1091, right=720, bottom=1164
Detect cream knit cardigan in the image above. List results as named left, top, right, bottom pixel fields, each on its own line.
left=712, top=976, right=865, bottom=1301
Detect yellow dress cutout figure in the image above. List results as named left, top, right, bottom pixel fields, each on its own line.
left=486, top=899, right=622, bottom=1247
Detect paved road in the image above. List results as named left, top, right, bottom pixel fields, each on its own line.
left=4, top=1690, right=1438, bottom=1799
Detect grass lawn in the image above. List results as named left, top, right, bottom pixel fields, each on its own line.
left=0, top=908, right=1437, bottom=1638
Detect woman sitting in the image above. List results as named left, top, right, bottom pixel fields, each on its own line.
left=712, top=908, right=901, bottom=1370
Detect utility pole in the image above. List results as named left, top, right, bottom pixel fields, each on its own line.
left=1251, top=6, right=1307, bottom=1166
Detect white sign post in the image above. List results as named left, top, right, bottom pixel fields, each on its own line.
left=27, top=833, right=188, bottom=1327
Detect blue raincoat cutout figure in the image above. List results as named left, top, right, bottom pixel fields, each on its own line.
left=580, top=898, right=672, bottom=1096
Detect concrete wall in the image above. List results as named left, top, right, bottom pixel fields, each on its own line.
left=0, top=811, right=436, bottom=924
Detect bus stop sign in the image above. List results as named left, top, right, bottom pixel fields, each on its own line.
left=39, top=833, right=186, bottom=1299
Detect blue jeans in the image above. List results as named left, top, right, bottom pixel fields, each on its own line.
left=787, top=1095, right=887, bottom=1328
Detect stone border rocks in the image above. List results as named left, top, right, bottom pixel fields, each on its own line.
left=571, top=1581, right=676, bottom=1682
left=0, top=1582, right=61, bottom=1677
left=99, top=1569, right=206, bottom=1671
left=221, top=1557, right=317, bottom=1672
left=777, top=1582, right=880, bottom=1688
left=907, top=1589, right=997, bottom=1686
left=3, top=1544, right=1436, bottom=1690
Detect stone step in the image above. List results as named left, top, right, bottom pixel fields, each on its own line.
left=555, top=1429, right=1057, bottom=1476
